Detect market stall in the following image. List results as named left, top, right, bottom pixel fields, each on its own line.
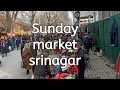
left=0, top=27, right=7, bottom=39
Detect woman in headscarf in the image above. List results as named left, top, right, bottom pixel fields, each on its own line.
left=21, top=43, right=33, bottom=75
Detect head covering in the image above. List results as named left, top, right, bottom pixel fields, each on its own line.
left=22, top=43, right=29, bottom=52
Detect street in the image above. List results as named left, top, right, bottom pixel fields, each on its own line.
left=0, top=49, right=59, bottom=79
left=0, top=49, right=31, bottom=79
left=85, top=51, right=116, bottom=79
left=0, top=49, right=117, bottom=79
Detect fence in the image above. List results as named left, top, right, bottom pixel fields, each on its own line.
left=87, top=13, right=120, bottom=63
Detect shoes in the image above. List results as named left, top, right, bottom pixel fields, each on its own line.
left=27, top=70, right=29, bottom=75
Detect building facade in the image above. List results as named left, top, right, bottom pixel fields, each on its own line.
left=79, top=15, right=94, bottom=25
left=97, top=11, right=120, bottom=20
left=0, top=15, right=31, bottom=34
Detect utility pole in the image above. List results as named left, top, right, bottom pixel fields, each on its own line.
left=74, top=11, right=80, bottom=26
left=74, top=11, right=80, bottom=41
left=93, top=11, right=96, bottom=22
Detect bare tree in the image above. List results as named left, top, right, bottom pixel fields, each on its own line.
left=11, top=11, right=18, bottom=32
left=23, top=11, right=36, bottom=29
left=5, top=11, right=19, bottom=33
left=0, top=11, right=6, bottom=29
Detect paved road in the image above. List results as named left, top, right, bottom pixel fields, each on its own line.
left=0, top=49, right=59, bottom=79
left=85, top=51, right=116, bottom=79
left=0, top=49, right=31, bottom=79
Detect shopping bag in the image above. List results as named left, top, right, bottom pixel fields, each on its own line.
left=21, top=61, right=24, bottom=68
left=9, top=46, right=12, bottom=51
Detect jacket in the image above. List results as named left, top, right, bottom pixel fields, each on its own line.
left=110, top=19, right=118, bottom=47
left=76, top=47, right=86, bottom=58
left=76, top=48, right=86, bottom=69
left=22, top=48, right=32, bottom=70
left=30, top=42, right=38, bottom=58
left=34, top=49, right=51, bottom=77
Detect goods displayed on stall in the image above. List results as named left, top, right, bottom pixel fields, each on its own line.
left=48, top=48, right=78, bottom=79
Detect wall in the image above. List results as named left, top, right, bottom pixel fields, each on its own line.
left=98, top=11, right=120, bottom=20
left=0, top=15, right=31, bottom=33
left=87, top=13, right=120, bottom=63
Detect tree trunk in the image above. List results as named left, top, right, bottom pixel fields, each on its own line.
left=31, top=11, right=36, bottom=32
left=11, top=11, right=18, bottom=32
left=6, top=11, right=12, bottom=33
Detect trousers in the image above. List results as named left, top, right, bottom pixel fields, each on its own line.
left=34, top=75, right=47, bottom=79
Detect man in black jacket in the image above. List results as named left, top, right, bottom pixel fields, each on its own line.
left=76, top=44, right=86, bottom=79
left=33, top=49, right=51, bottom=79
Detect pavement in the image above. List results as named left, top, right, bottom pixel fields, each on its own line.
left=0, top=49, right=59, bottom=79
left=0, top=49, right=31, bottom=79
left=85, top=51, right=116, bottom=79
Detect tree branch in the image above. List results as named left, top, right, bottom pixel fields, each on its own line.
left=11, top=11, right=15, bottom=20
left=14, top=11, right=18, bottom=21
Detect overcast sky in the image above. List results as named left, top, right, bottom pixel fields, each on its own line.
left=68, top=11, right=73, bottom=24
left=67, top=11, right=94, bottom=24
left=16, top=11, right=94, bottom=25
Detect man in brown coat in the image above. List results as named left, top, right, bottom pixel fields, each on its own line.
left=22, top=43, right=32, bottom=75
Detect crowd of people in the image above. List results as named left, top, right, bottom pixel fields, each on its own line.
left=0, top=34, right=33, bottom=64
left=20, top=31, right=93, bottom=79
left=0, top=31, right=93, bottom=79
left=0, top=35, right=21, bottom=57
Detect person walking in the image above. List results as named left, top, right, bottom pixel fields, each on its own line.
left=29, top=40, right=38, bottom=78
left=83, top=34, right=90, bottom=54
left=21, top=43, right=32, bottom=75
left=10, top=38, right=14, bottom=51
left=1, top=39, right=7, bottom=57
left=16, top=37, right=20, bottom=50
